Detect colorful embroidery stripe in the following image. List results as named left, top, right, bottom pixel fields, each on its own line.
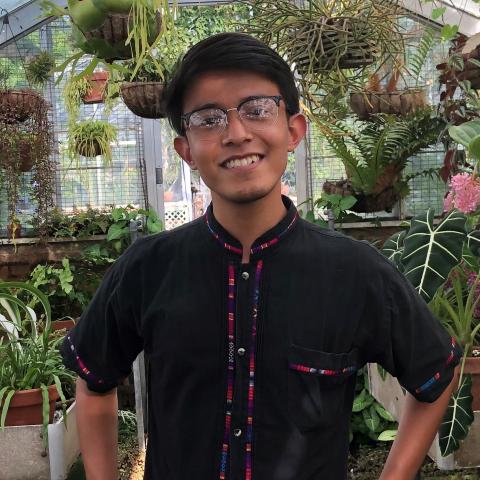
left=66, top=335, right=104, bottom=384
left=245, top=260, right=263, bottom=480
left=289, top=363, right=357, bottom=376
left=206, top=211, right=298, bottom=255
left=415, top=337, right=459, bottom=394
left=219, top=262, right=237, bottom=479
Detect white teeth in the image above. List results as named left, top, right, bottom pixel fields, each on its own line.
left=224, top=155, right=260, bottom=169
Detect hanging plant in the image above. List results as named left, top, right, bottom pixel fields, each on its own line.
left=245, top=0, right=404, bottom=120
left=0, top=89, right=45, bottom=124
left=0, top=95, right=54, bottom=239
left=25, top=51, right=56, bottom=87
left=82, top=71, right=110, bottom=104
left=68, top=119, right=117, bottom=164
left=350, top=28, right=437, bottom=120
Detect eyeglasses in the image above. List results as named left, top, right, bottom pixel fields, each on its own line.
left=181, top=95, right=282, bottom=140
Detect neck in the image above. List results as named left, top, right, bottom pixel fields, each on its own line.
left=212, top=189, right=287, bottom=264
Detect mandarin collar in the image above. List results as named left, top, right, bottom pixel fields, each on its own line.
left=204, top=195, right=299, bottom=259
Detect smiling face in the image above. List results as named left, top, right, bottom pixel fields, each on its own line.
left=174, top=70, right=306, bottom=206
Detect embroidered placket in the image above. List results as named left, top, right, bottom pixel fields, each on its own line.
left=245, top=260, right=263, bottom=480
left=220, top=262, right=237, bottom=479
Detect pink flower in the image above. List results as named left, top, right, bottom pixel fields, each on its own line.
left=444, top=173, right=480, bottom=214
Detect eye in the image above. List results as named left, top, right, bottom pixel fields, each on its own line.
left=190, top=109, right=225, bottom=129
left=241, top=99, right=275, bottom=120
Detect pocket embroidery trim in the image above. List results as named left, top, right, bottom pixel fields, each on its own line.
left=289, top=363, right=357, bottom=376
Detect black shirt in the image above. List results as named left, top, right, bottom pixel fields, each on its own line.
left=61, top=196, right=461, bottom=480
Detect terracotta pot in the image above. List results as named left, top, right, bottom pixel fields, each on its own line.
left=51, top=318, right=77, bottom=333
left=350, top=89, right=427, bottom=119
left=75, top=139, right=103, bottom=157
left=465, top=351, right=480, bottom=411
left=0, top=89, right=45, bottom=123
left=2, top=384, right=59, bottom=426
left=82, top=71, right=109, bottom=104
left=120, top=82, right=167, bottom=119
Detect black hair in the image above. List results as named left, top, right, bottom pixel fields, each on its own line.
left=165, top=32, right=300, bottom=135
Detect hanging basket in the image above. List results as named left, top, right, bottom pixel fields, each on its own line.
left=82, top=71, right=109, bottom=104
left=75, top=139, right=103, bottom=158
left=120, top=82, right=167, bottom=119
left=289, top=17, right=376, bottom=75
left=350, top=89, right=427, bottom=120
left=0, top=89, right=45, bottom=124
left=83, top=12, right=162, bottom=61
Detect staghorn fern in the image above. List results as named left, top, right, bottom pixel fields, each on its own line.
left=321, top=109, right=445, bottom=195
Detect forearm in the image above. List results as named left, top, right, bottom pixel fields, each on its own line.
left=76, top=377, right=119, bottom=480
left=380, top=374, right=456, bottom=480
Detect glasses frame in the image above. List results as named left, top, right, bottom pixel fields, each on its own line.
left=181, top=95, right=283, bottom=133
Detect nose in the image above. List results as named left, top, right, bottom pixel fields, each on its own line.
left=221, top=109, right=253, bottom=145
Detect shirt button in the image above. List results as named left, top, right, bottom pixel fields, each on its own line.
left=241, top=271, right=249, bottom=280
left=234, top=428, right=242, bottom=437
left=237, top=347, right=246, bottom=356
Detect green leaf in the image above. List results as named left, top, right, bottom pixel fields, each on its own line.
left=448, top=120, right=480, bottom=149
left=352, top=388, right=375, bottom=412
left=441, top=24, right=459, bottom=42
left=377, top=364, right=388, bottom=381
left=431, top=7, right=446, bottom=19
left=377, top=429, right=397, bottom=441
left=439, top=375, right=474, bottom=456
left=107, top=223, right=128, bottom=241
left=339, top=195, right=357, bottom=211
left=0, top=389, right=15, bottom=429
left=374, top=403, right=395, bottom=422
left=467, top=230, right=480, bottom=256
left=363, top=405, right=381, bottom=432
left=401, top=209, right=467, bottom=302
left=381, top=230, right=406, bottom=269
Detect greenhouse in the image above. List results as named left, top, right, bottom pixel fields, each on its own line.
left=1, top=0, right=480, bottom=478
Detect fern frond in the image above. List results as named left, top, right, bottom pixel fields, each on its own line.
left=409, top=27, right=436, bottom=82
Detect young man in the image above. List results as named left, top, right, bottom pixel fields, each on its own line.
left=61, top=33, right=461, bottom=480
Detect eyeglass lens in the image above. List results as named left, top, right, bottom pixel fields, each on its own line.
left=187, top=97, right=279, bottom=138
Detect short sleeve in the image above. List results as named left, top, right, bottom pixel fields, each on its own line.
left=60, top=250, right=143, bottom=393
left=366, top=256, right=462, bottom=403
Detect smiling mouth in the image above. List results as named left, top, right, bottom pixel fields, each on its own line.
left=221, top=154, right=262, bottom=170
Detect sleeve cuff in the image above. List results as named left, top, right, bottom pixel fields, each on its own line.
left=407, top=337, right=462, bottom=403
left=60, top=334, right=119, bottom=394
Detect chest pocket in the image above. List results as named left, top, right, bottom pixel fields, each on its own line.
left=287, top=344, right=359, bottom=432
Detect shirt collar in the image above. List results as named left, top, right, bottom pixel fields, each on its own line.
left=204, top=195, right=299, bottom=259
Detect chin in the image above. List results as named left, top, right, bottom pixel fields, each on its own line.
left=222, top=186, right=276, bottom=205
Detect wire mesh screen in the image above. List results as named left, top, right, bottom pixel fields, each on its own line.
left=0, top=17, right=147, bottom=235
left=306, top=15, right=449, bottom=218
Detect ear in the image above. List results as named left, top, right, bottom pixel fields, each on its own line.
left=174, top=136, right=197, bottom=170
left=287, top=113, right=307, bottom=152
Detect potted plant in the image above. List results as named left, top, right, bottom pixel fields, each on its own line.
left=350, top=28, right=435, bottom=119
left=25, top=51, right=55, bottom=88
left=0, top=88, right=45, bottom=124
left=381, top=208, right=480, bottom=457
left=82, top=70, right=110, bottom=104
left=120, top=53, right=172, bottom=118
left=0, top=282, right=75, bottom=447
left=320, top=108, right=445, bottom=213
left=68, top=119, right=117, bottom=164
left=246, top=0, right=404, bottom=120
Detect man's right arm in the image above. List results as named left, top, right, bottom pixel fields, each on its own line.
left=76, top=377, right=119, bottom=480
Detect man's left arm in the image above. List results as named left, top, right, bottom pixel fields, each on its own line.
left=380, top=369, right=457, bottom=480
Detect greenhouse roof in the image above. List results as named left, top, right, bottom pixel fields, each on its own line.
left=0, top=0, right=478, bottom=49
